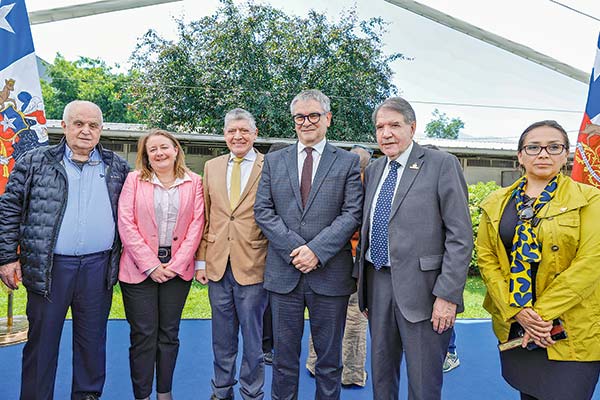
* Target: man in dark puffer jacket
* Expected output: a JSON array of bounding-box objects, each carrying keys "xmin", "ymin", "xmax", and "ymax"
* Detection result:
[{"xmin": 0, "ymin": 100, "xmax": 129, "ymax": 400}]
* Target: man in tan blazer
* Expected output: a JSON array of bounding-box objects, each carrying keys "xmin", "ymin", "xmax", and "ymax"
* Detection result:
[{"xmin": 195, "ymin": 108, "xmax": 268, "ymax": 400}]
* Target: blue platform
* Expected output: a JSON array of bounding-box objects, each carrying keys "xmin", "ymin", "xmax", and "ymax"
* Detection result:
[{"xmin": 0, "ymin": 319, "xmax": 598, "ymax": 399}]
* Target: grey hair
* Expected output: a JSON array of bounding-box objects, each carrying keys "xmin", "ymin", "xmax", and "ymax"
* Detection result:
[
  {"xmin": 223, "ymin": 108, "xmax": 257, "ymax": 131},
  {"xmin": 290, "ymin": 89, "xmax": 331, "ymax": 114},
  {"xmin": 62, "ymin": 100, "xmax": 103, "ymax": 125},
  {"xmin": 372, "ymin": 97, "xmax": 416, "ymax": 125}
]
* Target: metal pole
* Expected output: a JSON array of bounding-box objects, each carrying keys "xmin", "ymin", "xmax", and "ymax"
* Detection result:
[{"xmin": 7, "ymin": 291, "xmax": 13, "ymax": 327}]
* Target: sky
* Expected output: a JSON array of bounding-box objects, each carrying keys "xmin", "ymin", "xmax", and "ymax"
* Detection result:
[{"xmin": 24, "ymin": 0, "xmax": 600, "ymax": 142}]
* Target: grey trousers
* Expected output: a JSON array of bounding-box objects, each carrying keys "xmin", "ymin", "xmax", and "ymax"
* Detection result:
[
  {"xmin": 366, "ymin": 264, "xmax": 452, "ymax": 400},
  {"xmin": 209, "ymin": 264, "xmax": 268, "ymax": 400}
]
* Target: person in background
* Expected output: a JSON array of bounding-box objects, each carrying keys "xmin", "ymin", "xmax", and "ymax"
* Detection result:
[
  {"xmin": 118, "ymin": 129, "xmax": 205, "ymax": 400},
  {"xmin": 195, "ymin": 108, "xmax": 268, "ymax": 400},
  {"xmin": 354, "ymin": 96, "xmax": 473, "ymax": 400},
  {"xmin": 443, "ymin": 329, "xmax": 460, "ymax": 373},
  {"xmin": 306, "ymin": 143, "xmax": 372, "ymax": 387},
  {"xmin": 0, "ymin": 100, "xmax": 129, "ymax": 400},
  {"xmin": 477, "ymin": 120, "xmax": 600, "ymax": 399},
  {"xmin": 254, "ymin": 89, "xmax": 363, "ymax": 399}
]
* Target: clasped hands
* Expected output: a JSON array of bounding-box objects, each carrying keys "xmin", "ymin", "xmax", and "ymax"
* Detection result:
[
  {"xmin": 290, "ymin": 245, "xmax": 318, "ymax": 273},
  {"xmin": 149, "ymin": 263, "xmax": 177, "ymax": 283},
  {"xmin": 515, "ymin": 307, "xmax": 554, "ymax": 349}
]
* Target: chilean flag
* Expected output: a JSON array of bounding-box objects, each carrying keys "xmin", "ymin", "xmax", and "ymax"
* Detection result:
[
  {"xmin": 572, "ymin": 33, "xmax": 600, "ymax": 187},
  {"xmin": 0, "ymin": 0, "xmax": 48, "ymax": 194}
]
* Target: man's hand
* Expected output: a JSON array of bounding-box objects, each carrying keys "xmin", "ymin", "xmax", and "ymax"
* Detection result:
[
  {"xmin": 514, "ymin": 308, "xmax": 553, "ymax": 342},
  {"xmin": 290, "ymin": 245, "xmax": 319, "ymax": 273},
  {"xmin": 149, "ymin": 264, "xmax": 177, "ymax": 283},
  {"xmin": 0, "ymin": 261, "xmax": 21, "ymax": 290},
  {"xmin": 195, "ymin": 269, "xmax": 209, "ymax": 285},
  {"xmin": 431, "ymin": 297, "xmax": 457, "ymax": 334}
]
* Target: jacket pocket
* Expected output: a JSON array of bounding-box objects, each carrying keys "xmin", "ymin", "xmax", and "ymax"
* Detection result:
[
  {"xmin": 251, "ymin": 239, "xmax": 268, "ymax": 249},
  {"xmin": 419, "ymin": 254, "xmax": 443, "ymax": 271}
]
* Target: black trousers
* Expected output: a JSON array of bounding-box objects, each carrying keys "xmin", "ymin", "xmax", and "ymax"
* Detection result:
[
  {"xmin": 120, "ymin": 276, "xmax": 191, "ymax": 399},
  {"xmin": 21, "ymin": 251, "xmax": 112, "ymax": 400}
]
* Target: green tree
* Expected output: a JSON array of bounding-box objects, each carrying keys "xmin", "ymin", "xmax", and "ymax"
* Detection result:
[
  {"xmin": 41, "ymin": 54, "xmax": 141, "ymax": 123},
  {"xmin": 468, "ymin": 180, "xmax": 500, "ymax": 275},
  {"xmin": 425, "ymin": 108, "xmax": 464, "ymax": 139},
  {"xmin": 129, "ymin": 0, "xmax": 406, "ymax": 140}
]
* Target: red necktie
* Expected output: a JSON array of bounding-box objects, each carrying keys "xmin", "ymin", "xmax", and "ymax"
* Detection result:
[{"xmin": 300, "ymin": 147, "xmax": 313, "ymax": 208}]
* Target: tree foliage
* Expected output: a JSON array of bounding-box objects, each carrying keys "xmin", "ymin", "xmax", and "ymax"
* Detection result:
[
  {"xmin": 468, "ymin": 180, "xmax": 500, "ymax": 275},
  {"xmin": 129, "ymin": 0, "xmax": 405, "ymax": 140},
  {"xmin": 424, "ymin": 108, "xmax": 464, "ymax": 139},
  {"xmin": 41, "ymin": 54, "xmax": 140, "ymax": 123}
]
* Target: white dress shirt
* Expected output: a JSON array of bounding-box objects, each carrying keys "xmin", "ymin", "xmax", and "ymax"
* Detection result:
[
  {"xmin": 297, "ymin": 138, "xmax": 326, "ymax": 184},
  {"xmin": 145, "ymin": 173, "xmax": 191, "ymax": 275},
  {"xmin": 365, "ymin": 141, "xmax": 414, "ymax": 266}
]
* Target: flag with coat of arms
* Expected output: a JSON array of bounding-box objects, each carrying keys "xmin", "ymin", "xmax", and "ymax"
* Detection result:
[
  {"xmin": 0, "ymin": 0, "xmax": 48, "ymax": 194},
  {"xmin": 572, "ymin": 33, "xmax": 600, "ymax": 187}
]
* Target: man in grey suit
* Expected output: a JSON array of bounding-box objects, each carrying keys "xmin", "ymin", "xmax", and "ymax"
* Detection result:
[
  {"xmin": 355, "ymin": 97, "xmax": 472, "ymax": 400},
  {"xmin": 254, "ymin": 89, "xmax": 363, "ymax": 400}
]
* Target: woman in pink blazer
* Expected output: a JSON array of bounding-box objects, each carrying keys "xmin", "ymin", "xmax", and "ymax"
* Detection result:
[{"xmin": 118, "ymin": 129, "xmax": 204, "ymax": 400}]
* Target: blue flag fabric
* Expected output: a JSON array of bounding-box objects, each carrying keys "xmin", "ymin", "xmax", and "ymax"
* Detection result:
[{"xmin": 0, "ymin": 0, "xmax": 48, "ymax": 193}]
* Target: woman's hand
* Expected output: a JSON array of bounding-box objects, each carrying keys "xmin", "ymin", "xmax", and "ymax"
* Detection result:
[
  {"xmin": 515, "ymin": 308, "xmax": 553, "ymax": 344},
  {"xmin": 149, "ymin": 264, "xmax": 177, "ymax": 283}
]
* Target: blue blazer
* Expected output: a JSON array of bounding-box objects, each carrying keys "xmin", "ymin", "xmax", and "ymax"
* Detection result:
[{"xmin": 254, "ymin": 142, "xmax": 363, "ymax": 296}]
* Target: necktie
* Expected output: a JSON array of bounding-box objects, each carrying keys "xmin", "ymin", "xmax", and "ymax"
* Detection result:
[
  {"xmin": 230, "ymin": 157, "xmax": 244, "ymax": 210},
  {"xmin": 300, "ymin": 147, "xmax": 313, "ymax": 208},
  {"xmin": 370, "ymin": 160, "xmax": 400, "ymax": 269}
]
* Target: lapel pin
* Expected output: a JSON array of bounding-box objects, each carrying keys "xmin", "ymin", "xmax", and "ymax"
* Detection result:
[{"xmin": 409, "ymin": 163, "xmax": 419, "ymax": 170}]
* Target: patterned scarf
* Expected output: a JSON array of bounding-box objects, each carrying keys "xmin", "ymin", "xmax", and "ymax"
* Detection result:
[{"xmin": 509, "ymin": 175, "xmax": 558, "ymax": 308}]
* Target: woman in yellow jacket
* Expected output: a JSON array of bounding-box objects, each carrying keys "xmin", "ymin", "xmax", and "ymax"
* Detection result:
[{"xmin": 477, "ymin": 120, "xmax": 600, "ymax": 400}]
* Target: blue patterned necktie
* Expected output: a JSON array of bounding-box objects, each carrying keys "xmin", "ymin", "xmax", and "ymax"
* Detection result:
[{"xmin": 370, "ymin": 160, "xmax": 401, "ymax": 269}]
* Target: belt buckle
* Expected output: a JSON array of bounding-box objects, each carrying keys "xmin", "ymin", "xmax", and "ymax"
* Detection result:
[{"xmin": 158, "ymin": 248, "xmax": 169, "ymax": 258}]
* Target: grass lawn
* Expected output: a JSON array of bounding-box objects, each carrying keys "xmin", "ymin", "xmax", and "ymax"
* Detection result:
[{"xmin": 1, "ymin": 276, "xmax": 490, "ymax": 320}]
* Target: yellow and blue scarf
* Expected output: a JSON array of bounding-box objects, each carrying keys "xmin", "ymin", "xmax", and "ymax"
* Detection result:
[{"xmin": 509, "ymin": 175, "xmax": 558, "ymax": 308}]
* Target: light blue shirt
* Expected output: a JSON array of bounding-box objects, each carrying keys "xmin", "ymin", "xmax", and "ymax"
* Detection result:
[{"xmin": 54, "ymin": 145, "xmax": 115, "ymax": 256}]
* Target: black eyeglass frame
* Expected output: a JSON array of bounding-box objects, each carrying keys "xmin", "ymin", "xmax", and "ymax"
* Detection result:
[
  {"xmin": 292, "ymin": 112, "xmax": 327, "ymax": 126},
  {"xmin": 520, "ymin": 144, "xmax": 567, "ymax": 156}
]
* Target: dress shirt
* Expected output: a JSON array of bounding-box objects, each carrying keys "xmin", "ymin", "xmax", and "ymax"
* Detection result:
[
  {"xmin": 227, "ymin": 148, "xmax": 257, "ymax": 197},
  {"xmin": 365, "ymin": 141, "xmax": 414, "ymax": 266},
  {"xmin": 54, "ymin": 145, "xmax": 115, "ymax": 256},
  {"xmin": 196, "ymin": 149, "xmax": 257, "ymax": 271},
  {"xmin": 145, "ymin": 173, "xmax": 191, "ymax": 276},
  {"xmin": 297, "ymin": 138, "xmax": 326, "ymax": 185}
]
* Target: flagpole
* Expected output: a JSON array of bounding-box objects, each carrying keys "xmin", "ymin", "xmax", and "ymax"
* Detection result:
[{"xmin": 0, "ymin": 290, "xmax": 28, "ymax": 347}]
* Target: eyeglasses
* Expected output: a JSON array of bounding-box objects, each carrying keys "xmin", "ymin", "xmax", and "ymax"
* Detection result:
[
  {"xmin": 351, "ymin": 144, "xmax": 374, "ymax": 156},
  {"xmin": 521, "ymin": 144, "xmax": 566, "ymax": 156},
  {"xmin": 293, "ymin": 112, "xmax": 327, "ymax": 126}
]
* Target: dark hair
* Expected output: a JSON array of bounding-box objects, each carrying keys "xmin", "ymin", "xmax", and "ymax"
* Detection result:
[{"xmin": 518, "ymin": 120, "xmax": 570, "ymax": 151}]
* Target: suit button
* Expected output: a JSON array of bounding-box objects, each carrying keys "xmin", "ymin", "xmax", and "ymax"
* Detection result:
[
  {"xmin": 173, "ymin": 236, "xmax": 178, "ymax": 241},
  {"xmin": 230, "ymin": 216, "xmax": 235, "ymax": 221},
  {"xmin": 228, "ymin": 237, "xmax": 231, "ymax": 241},
  {"xmin": 301, "ymin": 222, "xmax": 305, "ymax": 226},
  {"xmin": 551, "ymin": 245, "xmax": 559, "ymax": 251}
]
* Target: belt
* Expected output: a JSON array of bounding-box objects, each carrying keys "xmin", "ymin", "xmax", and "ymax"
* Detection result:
[{"xmin": 158, "ymin": 246, "xmax": 171, "ymax": 262}]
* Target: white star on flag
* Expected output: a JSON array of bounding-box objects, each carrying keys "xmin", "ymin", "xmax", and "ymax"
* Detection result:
[
  {"xmin": 0, "ymin": 116, "xmax": 17, "ymax": 131},
  {"xmin": 0, "ymin": 3, "xmax": 15, "ymax": 34},
  {"xmin": 594, "ymin": 46, "xmax": 600, "ymax": 83}
]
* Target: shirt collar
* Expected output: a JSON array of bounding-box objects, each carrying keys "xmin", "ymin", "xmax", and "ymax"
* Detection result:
[
  {"xmin": 297, "ymin": 137, "xmax": 326, "ymax": 155},
  {"xmin": 151, "ymin": 172, "xmax": 192, "ymax": 189},
  {"xmin": 64, "ymin": 143, "xmax": 101, "ymax": 164},
  {"xmin": 387, "ymin": 141, "xmax": 413, "ymax": 169},
  {"xmin": 229, "ymin": 148, "xmax": 257, "ymax": 163}
]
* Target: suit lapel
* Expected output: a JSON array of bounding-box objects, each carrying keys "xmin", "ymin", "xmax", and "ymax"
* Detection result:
[
  {"xmin": 233, "ymin": 151, "xmax": 263, "ymax": 212},
  {"xmin": 214, "ymin": 155, "xmax": 231, "ymax": 211},
  {"xmin": 389, "ymin": 143, "xmax": 424, "ymax": 220},
  {"xmin": 284, "ymin": 144, "xmax": 303, "ymax": 211},
  {"xmin": 141, "ymin": 179, "xmax": 158, "ymax": 229},
  {"xmin": 176, "ymin": 176, "xmax": 191, "ymax": 225},
  {"xmin": 364, "ymin": 156, "xmax": 387, "ymax": 224}
]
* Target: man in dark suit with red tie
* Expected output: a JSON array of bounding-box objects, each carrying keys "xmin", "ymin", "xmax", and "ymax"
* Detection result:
[{"xmin": 254, "ymin": 89, "xmax": 363, "ymax": 399}]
